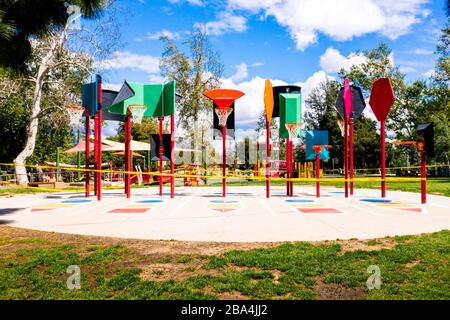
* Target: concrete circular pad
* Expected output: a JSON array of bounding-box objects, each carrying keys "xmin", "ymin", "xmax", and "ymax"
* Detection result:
[{"xmin": 1, "ymin": 186, "xmax": 449, "ymax": 242}]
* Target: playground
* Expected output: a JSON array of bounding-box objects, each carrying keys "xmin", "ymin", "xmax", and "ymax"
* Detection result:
[{"xmin": 1, "ymin": 185, "xmax": 449, "ymax": 242}]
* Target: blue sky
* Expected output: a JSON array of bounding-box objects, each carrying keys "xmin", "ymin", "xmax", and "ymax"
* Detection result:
[{"xmin": 93, "ymin": 0, "xmax": 448, "ymax": 136}]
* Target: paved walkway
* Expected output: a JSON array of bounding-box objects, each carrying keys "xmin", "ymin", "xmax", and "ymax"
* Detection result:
[{"xmin": 1, "ymin": 186, "xmax": 449, "ymax": 242}]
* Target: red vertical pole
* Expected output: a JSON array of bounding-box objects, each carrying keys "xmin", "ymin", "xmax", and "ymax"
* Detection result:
[
  {"xmin": 126, "ymin": 116, "xmax": 131, "ymax": 198},
  {"xmin": 344, "ymin": 120, "xmax": 349, "ymax": 198},
  {"xmin": 349, "ymin": 116, "xmax": 354, "ymax": 196},
  {"xmin": 85, "ymin": 113, "xmax": 90, "ymax": 198},
  {"xmin": 97, "ymin": 76, "xmax": 102, "ymax": 201},
  {"xmin": 290, "ymin": 140, "xmax": 294, "ymax": 196},
  {"xmin": 420, "ymin": 145, "xmax": 426, "ymax": 204},
  {"xmin": 123, "ymin": 119, "xmax": 128, "ymax": 195},
  {"xmin": 159, "ymin": 117, "xmax": 163, "ymax": 197},
  {"xmin": 315, "ymin": 151, "xmax": 320, "ymax": 198},
  {"xmin": 381, "ymin": 121, "xmax": 386, "ymax": 198},
  {"xmin": 222, "ymin": 124, "xmax": 227, "ymax": 197},
  {"xmin": 93, "ymin": 115, "xmax": 98, "ymax": 196},
  {"xmin": 266, "ymin": 123, "xmax": 270, "ymax": 198},
  {"xmin": 170, "ymin": 114, "xmax": 175, "ymax": 199},
  {"xmin": 286, "ymin": 137, "xmax": 290, "ymax": 196}
]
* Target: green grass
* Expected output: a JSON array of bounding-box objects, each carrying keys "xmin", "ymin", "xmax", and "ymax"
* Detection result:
[{"xmin": 0, "ymin": 229, "xmax": 448, "ymax": 300}]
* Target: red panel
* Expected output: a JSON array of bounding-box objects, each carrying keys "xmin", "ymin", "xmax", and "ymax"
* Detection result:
[
  {"xmin": 31, "ymin": 208, "xmax": 56, "ymax": 212},
  {"xmin": 212, "ymin": 208, "xmax": 236, "ymax": 212},
  {"xmin": 203, "ymin": 89, "xmax": 245, "ymax": 109},
  {"xmin": 297, "ymin": 208, "xmax": 341, "ymax": 213},
  {"xmin": 400, "ymin": 208, "xmax": 422, "ymax": 213},
  {"xmin": 108, "ymin": 208, "xmax": 149, "ymax": 213},
  {"xmin": 369, "ymin": 78, "xmax": 395, "ymax": 122}
]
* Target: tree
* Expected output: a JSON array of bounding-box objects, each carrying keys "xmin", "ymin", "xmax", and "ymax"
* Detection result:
[
  {"xmin": 7, "ymin": 3, "xmax": 120, "ymax": 185},
  {"xmin": 160, "ymin": 29, "xmax": 224, "ymax": 167},
  {"xmin": 0, "ymin": 0, "xmax": 105, "ymax": 70}
]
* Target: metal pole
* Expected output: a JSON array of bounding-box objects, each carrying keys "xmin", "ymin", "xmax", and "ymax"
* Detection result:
[
  {"xmin": 290, "ymin": 141, "xmax": 294, "ymax": 196},
  {"xmin": 124, "ymin": 118, "xmax": 128, "ymax": 195},
  {"xmin": 266, "ymin": 122, "xmax": 270, "ymax": 198},
  {"xmin": 159, "ymin": 116, "xmax": 164, "ymax": 197},
  {"xmin": 93, "ymin": 114, "xmax": 98, "ymax": 196},
  {"xmin": 85, "ymin": 113, "xmax": 90, "ymax": 197},
  {"xmin": 126, "ymin": 115, "xmax": 131, "ymax": 198},
  {"xmin": 316, "ymin": 151, "xmax": 320, "ymax": 198},
  {"xmin": 77, "ymin": 129, "xmax": 81, "ymax": 181},
  {"xmin": 420, "ymin": 144, "xmax": 426, "ymax": 204},
  {"xmin": 381, "ymin": 121, "xmax": 386, "ymax": 198},
  {"xmin": 286, "ymin": 138, "xmax": 289, "ymax": 196},
  {"xmin": 170, "ymin": 114, "xmax": 175, "ymax": 198},
  {"xmin": 344, "ymin": 119, "xmax": 349, "ymax": 198},
  {"xmin": 349, "ymin": 115, "xmax": 354, "ymax": 196},
  {"xmin": 222, "ymin": 124, "xmax": 227, "ymax": 197},
  {"xmin": 56, "ymin": 147, "xmax": 60, "ymax": 182},
  {"xmin": 97, "ymin": 75, "xmax": 102, "ymax": 201}
]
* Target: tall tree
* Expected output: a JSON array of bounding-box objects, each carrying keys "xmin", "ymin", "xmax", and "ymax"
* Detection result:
[
  {"xmin": 8, "ymin": 2, "xmax": 119, "ymax": 184},
  {"xmin": 160, "ymin": 29, "xmax": 223, "ymax": 166}
]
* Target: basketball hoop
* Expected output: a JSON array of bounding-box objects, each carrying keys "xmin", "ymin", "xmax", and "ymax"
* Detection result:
[
  {"xmin": 128, "ymin": 105, "xmax": 147, "ymax": 124},
  {"xmin": 215, "ymin": 107, "xmax": 233, "ymax": 127},
  {"xmin": 285, "ymin": 122, "xmax": 302, "ymax": 140},
  {"xmin": 65, "ymin": 105, "xmax": 86, "ymax": 129},
  {"xmin": 337, "ymin": 119, "xmax": 345, "ymax": 137}
]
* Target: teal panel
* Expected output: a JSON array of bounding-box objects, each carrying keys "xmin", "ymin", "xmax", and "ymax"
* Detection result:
[
  {"xmin": 279, "ymin": 93, "xmax": 302, "ymax": 139},
  {"xmin": 163, "ymin": 80, "xmax": 176, "ymax": 116},
  {"xmin": 305, "ymin": 130, "xmax": 329, "ymax": 160},
  {"xmin": 143, "ymin": 84, "xmax": 163, "ymax": 117},
  {"xmin": 108, "ymin": 82, "xmax": 144, "ymax": 115},
  {"xmin": 82, "ymin": 81, "xmax": 97, "ymax": 116}
]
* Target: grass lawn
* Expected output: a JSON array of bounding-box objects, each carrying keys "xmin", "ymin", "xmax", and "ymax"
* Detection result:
[{"xmin": 0, "ymin": 226, "xmax": 448, "ymax": 300}]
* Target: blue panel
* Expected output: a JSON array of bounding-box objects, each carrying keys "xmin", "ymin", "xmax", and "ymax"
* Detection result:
[
  {"xmin": 82, "ymin": 81, "xmax": 98, "ymax": 116},
  {"xmin": 61, "ymin": 199, "xmax": 92, "ymax": 203},
  {"xmin": 136, "ymin": 199, "xmax": 164, "ymax": 203},
  {"xmin": 305, "ymin": 130, "xmax": 329, "ymax": 160},
  {"xmin": 360, "ymin": 199, "xmax": 392, "ymax": 203}
]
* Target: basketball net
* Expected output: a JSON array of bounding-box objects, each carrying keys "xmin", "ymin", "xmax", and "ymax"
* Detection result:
[
  {"xmin": 65, "ymin": 105, "xmax": 85, "ymax": 129},
  {"xmin": 337, "ymin": 119, "xmax": 345, "ymax": 137},
  {"xmin": 215, "ymin": 107, "xmax": 233, "ymax": 127},
  {"xmin": 128, "ymin": 105, "xmax": 147, "ymax": 124},
  {"xmin": 285, "ymin": 123, "xmax": 302, "ymax": 140}
]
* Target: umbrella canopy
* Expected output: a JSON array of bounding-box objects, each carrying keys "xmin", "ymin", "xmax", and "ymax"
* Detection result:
[{"xmin": 112, "ymin": 151, "xmax": 144, "ymax": 158}]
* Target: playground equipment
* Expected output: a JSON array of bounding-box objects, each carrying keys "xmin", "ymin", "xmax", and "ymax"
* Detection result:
[
  {"xmin": 369, "ymin": 78, "xmax": 395, "ymax": 198},
  {"xmin": 335, "ymin": 78, "xmax": 366, "ymax": 197},
  {"xmin": 107, "ymin": 80, "xmax": 177, "ymax": 199},
  {"xmin": 392, "ymin": 122, "xmax": 434, "ymax": 204},
  {"xmin": 305, "ymin": 130, "xmax": 331, "ymax": 198},
  {"xmin": 203, "ymin": 89, "xmax": 245, "ymax": 197},
  {"xmin": 271, "ymin": 85, "xmax": 302, "ymax": 197},
  {"xmin": 264, "ymin": 80, "xmax": 274, "ymax": 198}
]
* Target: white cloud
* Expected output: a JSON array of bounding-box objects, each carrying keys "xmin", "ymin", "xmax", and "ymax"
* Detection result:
[
  {"xmin": 226, "ymin": 0, "xmax": 429, "ymax": 50},
  {"xmin": 194, "ymin": 12, "xmax": 247, "ymax": 36},
  {"xmin": 219, "ymin": 70, "xmax": 332, "ymax": 130},
  {"xmin": 251, "ymin": 62, "xmax": 264, "ymax": 67},
  {"xmin": 136, "ymin": 29, "xmax": 180, "ymax": 42},
  {"xmin": 230, "ymin": 63, "xmax": 249, "ymax": 82},
  {"xmin": 422, "ymin": 69, "xmax": 434, "ymax": 78},
  {"xmin": 319, "ymin": 47, "xmax": 367, "ymax": 73},
  {"xmin": 168, "ymin": 0, "xmax": 204, "ymax": 6},
  {"xmin": 103, "ymin": 83, "xmax": 122, "ymax": 91},
  {"xmin": 412, "ymin": 48, "xmax": 433, "ymax": 55},
  {"xmin": 96, "ymin": 51, "xmax": 160, "ymax": 74}
]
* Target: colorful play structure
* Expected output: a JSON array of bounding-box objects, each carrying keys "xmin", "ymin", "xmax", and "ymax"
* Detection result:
[{"xmin": 58, "ymin": 75, "xmax": 434, "ymax": 204}]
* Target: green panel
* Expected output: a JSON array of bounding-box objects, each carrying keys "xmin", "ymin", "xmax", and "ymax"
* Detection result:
[
  {"xmin": 143, "ymin": 84, "xmax": 163, "ymax": 117},
  {"xmin": 163, "ymin": 80, "xmax": 176, "ymax": 116},
  {"xmin": 108, "ymin": 82, "xmax": 144, "ymax": 115},
  {"xmin": 279, "ymin": 93, "xmax": 302, "ymax": 139}
]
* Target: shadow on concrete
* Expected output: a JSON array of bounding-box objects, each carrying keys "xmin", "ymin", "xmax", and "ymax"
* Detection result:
[
  {"xmin": 0, "ymin": 208, "xmax": 25, "ymax": 216},
  {"xmin": 0, "ymin": 219, "xmax": 14, "ymax": 225}
]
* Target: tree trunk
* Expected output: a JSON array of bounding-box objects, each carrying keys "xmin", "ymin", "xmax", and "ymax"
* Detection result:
[{"xmin": 13, "ymin": 33, "xmax": 66, "ymax": 185}]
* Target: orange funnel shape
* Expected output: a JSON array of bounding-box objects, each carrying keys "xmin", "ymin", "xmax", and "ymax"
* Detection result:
[{"xmin": 203, "ymin": 89, "xmax": 245, "ymax": 109}]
